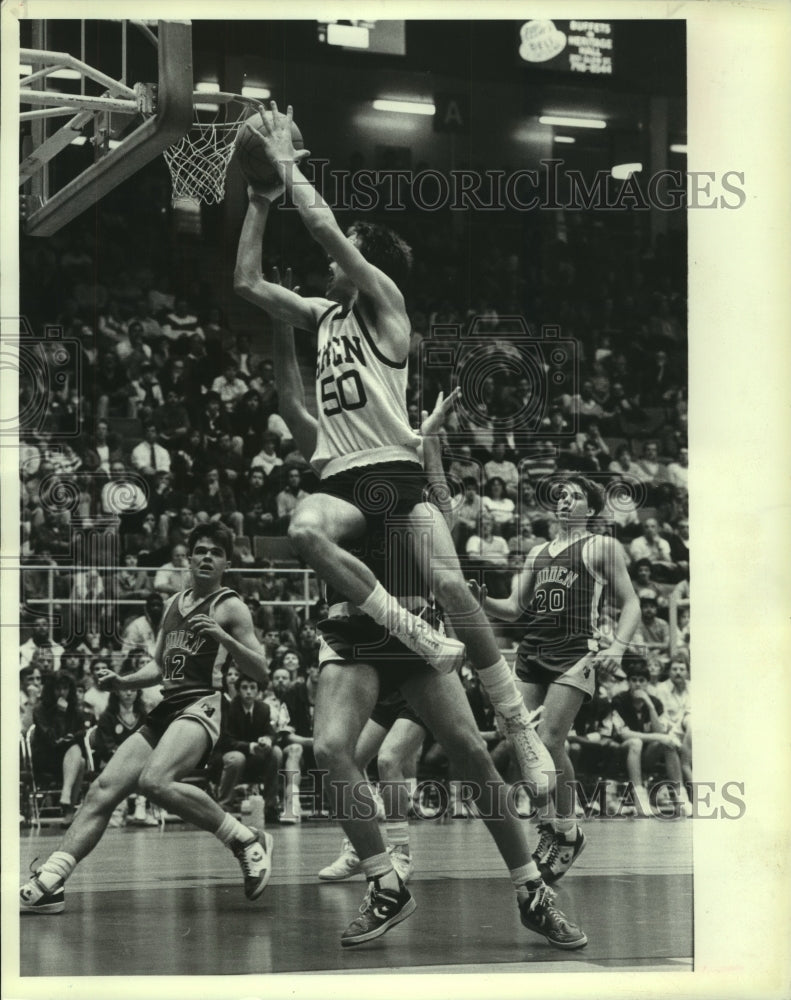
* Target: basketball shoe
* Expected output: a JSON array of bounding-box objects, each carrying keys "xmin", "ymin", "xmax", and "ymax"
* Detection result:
[
  {"xmin": 532, "ymin": 822, "xmax": 557, "ymax": 866},
  {"xmin": 232, "ymin": 828, "xmax": 274, "ymax": 900},
  {"xmin": 19, "ymin": 870, "xmax": 65, "ymax": 915},
  {"xmin": 519, "ymin": 881, "xmax": 587, "ymax": 949},
  {"xmin": 390, "ymin": 612, "xmax": 465, "ymax": 674},
  {"xmin": 539, "ymin": 825, "xmax": 586, "ymax": 884},
  {"xmin": 497, "ymin": 705, "xmax": 556, "ymax": 803},
  {"xmin": 341, "ymin": 876, "xmax": 416, "ymax": 947},
  {"xmin": 389, "ymin": 843, "xmax": 413, "ymax": 883},
  {"xmin": 318, "ymin": 838, "xmax": 361, "ymax": 881}
]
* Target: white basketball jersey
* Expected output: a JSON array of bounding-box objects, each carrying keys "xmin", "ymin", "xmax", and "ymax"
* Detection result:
[{"xmin": 311, "ymin": 303, "xmax": 421, "ymax": 478}]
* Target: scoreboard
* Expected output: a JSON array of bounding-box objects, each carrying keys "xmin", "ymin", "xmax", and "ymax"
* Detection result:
[{"xmin": 518, "ymin": 20, "xmax": 614, "ymax": 76}]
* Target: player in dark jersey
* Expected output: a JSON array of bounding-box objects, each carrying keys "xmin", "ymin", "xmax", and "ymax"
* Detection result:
[
  {"xmin": 477, "ymin": 475, "xmax": 640, "ymax": 884},
  {"xmin": 235, "ymin": 108, "xmax": 555, "ymax": 800},
  {"xmin": 20, "ymin": 523, "xmax": 273, "ymax": 915}
]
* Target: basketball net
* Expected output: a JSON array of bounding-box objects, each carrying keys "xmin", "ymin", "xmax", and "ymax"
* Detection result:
[{"xmin": 163, "ymin": 94, "xmax": 255, "ymax": 204}]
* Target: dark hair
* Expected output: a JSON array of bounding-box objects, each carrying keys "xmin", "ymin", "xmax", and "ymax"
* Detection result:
[
  {"xmin": 346, "ymin": 222, "xmax": 413, "ymax": 289},
  {"xmin": 614, "ymin": 443, "xmax": 631, "ymax": 459},
  {"xmin": 40, "ymin": 670, "xmax": 79, "ymax": 714},
  {"xmin": 107, "ymin": 656, "xmax": 145, "ymax": 715},
  {"xmin": 238, "ymin": 674, "xmax": 260, "ymax": 689},
  {"xmin": 486, "ymin": 476, "xmax": 506, "ymax": 496},
  {"xmin": 186, "ymin": 522, "xmax": 234, "ymax": 561},
  {"xmin": 623, "ymin": 655, "xmax": 650, "ymax": 681},
  {"xmin": 559, "ymin": 473, "xmax": 605, "ymax": 516}
]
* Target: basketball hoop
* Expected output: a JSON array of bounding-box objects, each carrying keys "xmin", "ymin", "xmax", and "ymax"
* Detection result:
[{"xmin": 163, "ymin": 92, "xmax": 259, "ymax": 204}]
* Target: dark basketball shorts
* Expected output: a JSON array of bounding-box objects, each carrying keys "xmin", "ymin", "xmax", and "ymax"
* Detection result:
[
  {"xmin": 515, "ymin": 652, "xmax": 597, "ymax": 702},
  {"xmin": 317, "ymin": 461, "xmax": 429, "ymax": 527},
  {"xmin": 138, "ymin": 688, "xmax": 223, "ymax": 752},
  {"xmin": 317, "ymin": 612, "xmax": 435, "ymax": 702},
  {"xmin": 370, "ymin": 694, "xmax": 428, "ymax": 733}
]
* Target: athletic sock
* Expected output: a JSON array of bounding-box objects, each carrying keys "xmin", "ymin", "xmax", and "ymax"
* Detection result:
[
  {"xmin": 510, "ymin": 861, "xmax": 542, "ymax": 903},
  {"xmin": 553, "ymin": 817, "xmax": 576, "ymax": 835},
  {"xmin": 386, "ymin": 820, "xmax": 410, "ymax": 848},
  {"xmin": 215, "ymin": 812, "xmax": 256, "ymax": 848},
  {"xmin": 361, "ymin": 851, "xmax": 400, "ymax": 893},
  {"xmin": 360, "ymin": 583, "xmax": 417, "ymax": 635},
  {"xmin": 476, "ymin": 659, "xmax": 523, "ymax": 716},
  {"xmin": 37, "ymin": 851, "xmax": 76, "ymax": 891}
]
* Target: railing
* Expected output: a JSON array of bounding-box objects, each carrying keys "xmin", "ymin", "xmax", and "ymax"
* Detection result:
[{"xmin": 21, "ymin": 565, "xmax": 319, "ymax": 643}]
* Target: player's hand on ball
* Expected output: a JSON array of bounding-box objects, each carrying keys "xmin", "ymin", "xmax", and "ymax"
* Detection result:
[{"xmin": 245, "ymin": 102, "xmax": 310, "ymax": 167}]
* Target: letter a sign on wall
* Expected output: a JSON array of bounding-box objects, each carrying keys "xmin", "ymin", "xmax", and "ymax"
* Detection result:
[{"xmin": 434, "ymin": 93, "xmax": 470, "ymax": 133}]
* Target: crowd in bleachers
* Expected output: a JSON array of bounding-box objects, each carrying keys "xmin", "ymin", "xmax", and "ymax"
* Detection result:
[{"xmin": 19, "ymin": 185, "xmax": 689, "ymax": 822}]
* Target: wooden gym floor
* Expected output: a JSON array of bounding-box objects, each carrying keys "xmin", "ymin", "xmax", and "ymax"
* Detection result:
[{"xmin": 18, "ymin": 816, "xmax": 692, "ymax": 977}]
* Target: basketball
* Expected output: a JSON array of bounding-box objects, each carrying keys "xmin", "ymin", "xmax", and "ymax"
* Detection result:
[{"xmin": 233, "ymin": 112, "xmax": 304, "ymax": 185}]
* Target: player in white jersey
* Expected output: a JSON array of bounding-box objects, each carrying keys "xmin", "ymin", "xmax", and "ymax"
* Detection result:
[{"xmin": 234, "ymin": 104, "xmax": 555, "ymax": 800}]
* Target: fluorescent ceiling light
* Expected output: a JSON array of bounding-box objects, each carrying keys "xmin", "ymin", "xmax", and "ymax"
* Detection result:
[
  {"xmin": 373, "ymin": 99, "xmax": 435, "ymax": 116},
  {"xmin": 195, "ymin": 103, "xmax": 220, "ymax": 112},
  {"xmin": 195, "ymin": 81, "xmax": 220, "ymax": 93},
  {"xmin": 327, "ymin": 23, "xmax": 369, "ymax": 48},
  {"xmin": 539, "ymin": 115, "xmax": 606, "ymax": 129},
  {"xmin": 669, "ymin": 143, "xmax": 687, "ymax": 154},
  {"xmin": 70, "ymin": 136, "xmax": 88, "ymax": 146},
  {"xmin": 241, "ymin": 85, "xmax": 271, "ymax": 100},
  {"xmin": 20, "ymin": 63, "xmax": 33, "ymax": 74},
  {"xmin": 611, "ymin": 162, "xmax": 643, "ymax": 180},
  {"xmin": 554, "ymin": 135, "xmax": 575, "ymax": 144}
]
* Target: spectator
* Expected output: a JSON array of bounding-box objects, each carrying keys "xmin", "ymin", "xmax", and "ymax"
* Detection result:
[
  {"xmin": 94, "ymin": 660, "xmax": 155, "ymax": 826},
  {"xmin": 483, "ymin": 442, "xmax": 519, "ymax": 500},
  {"xmin": 20, "ymin": 665, "xmax": 44, "ymax": 734},
  {"xmin": 153, "ymin": 543, "xmax": 191, "ymax": 596},
  {"xmin": 276, "ymin": 468, "xmax": 310, "ymax": 530},
  {"xmin": 189, "ymin": 468, "xmax": 244, "ymax": 537},
  {"xmin": 130, "ymin": 421, "xmax": 172, "ymax": 477},
  {"xmin": 629, "ymin": 518, "xmax": 677, "ymax": 580},
  {"xmin": 667, "ymin": 517, "xmax": 690, "ymax": 580},
  {"xmin": 82, "ymin": 657, "xmax": 113, "ymax": 719},
  {"xmin": 30, "ymin": 506, "xmax": 72, "ymax": 559},
  {"xmin": 20, "ymin": 617, "xmax": 65, "ymax": 672},
  {"xmin": 213, "ymin": 674, "xmax": 282, "ymax": 819},
  {"xmin": 247, "ymin": 359, "xmax": 279, "ymax": 418},
  {"xmin": 95, "ymin": 351, "xmax": 135, "ymax": 419},
  {"xmin": 165, "ymin": 506, "xmax": 198, "ymax": 549},
  {"xmin": 208, "ymin": 431, "xmax": 246, "ymax": 487},
  {"xmin": 81, "ymin": 419, "xmax": 123, "ymax": 475},
  {"xmin": 117, "ymin": 553, "xmax": 153, "ymax": 617},
  {"xmin": 466, "ymin": 513, "xmax": 510, "ymax": 568},
  {"xmin": 482, "ymin": 476, "xmax": 516, "ymax": 536},
  {"xmin": 211, "ymin": 359, "xmax": 249, "ymax": 412},
  {"xmin": 632, "ymin": 596, "xmax": 671, "ymax": 674},
  {"xmin": 30, "ymin": 672, "xmax": 87, "ymax": 826},
  {"xmin": 172, "ymin": 429, "xmax": 210, "ymax": 491},
  {"xmin": 630, "ymin": 559, "xmax": 671, "ymax": 608},
  {"xmin": 195, "ymin": 392, "xmax": 233, "ymax": 449},
  {"xmin": 153, "ymin": 389, "xmax": 191, "ymax": 449},
  {"xmin": 665, "ymin": 446, "xmax": 689, "ymax": 493},
  {"xmin": 130, "ymin": 362, "xmax": 165, "ymax": 419},
  {"xmin": 658, "ymin": 652, "xmax": 692, "ymax": 784},
  {"xmin": 571, "ymin": 418, "xmax": 610, "ymax": 464},
  {"xmin": 451, "ymin": 476, "xmax": 483, "ymax": 550},
  {"xmin": 250, "ymin": 431, "xmax": 284, "ymax": 479},
  {"xmin": 610, "ymin": 656, "xmax": 690, "ymax": 816},
  {"xmin": 231, "ymin": 390, "xmax": 267, "ymax": 459},
  {"xmin": 161, "ymin": 296, "xmax": 203, "ymax": 344},
  {"xmin": 238, "ymin": 468, "xmax": 275, "ymax": 536},
  {"xmin": 447, "ymin": 444, "xmax": 481, "ymax": 489},
  {"xmin": 635, "ymin": 441, "xmax": 668, "ymax": 491},
  {"xmin": 608, "ymin": 443, "xmax": 643, "ymax": 481},
  {"xmin": 508, "ymin": 518, "xmax": 544, "ymax": 557},
  {"xmin": 264, "ymin": 666, "xmax": 313, "ymax": 824}
]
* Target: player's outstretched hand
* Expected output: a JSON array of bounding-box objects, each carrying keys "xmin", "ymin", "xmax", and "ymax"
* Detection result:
[
  {"xmin": 420, "ymin": 386, "xmax": 462, "ymax": 437},
  {"xmin": 95, "ymin": 667, "xmax": 122, "ymax": 691},
  {"xmin": 270, "ymin": 265, "xmax": 301, "ymax": 295},
  {"xmin": 191, "ymin": 614, "xmax": 227, "ymax": 642}
]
